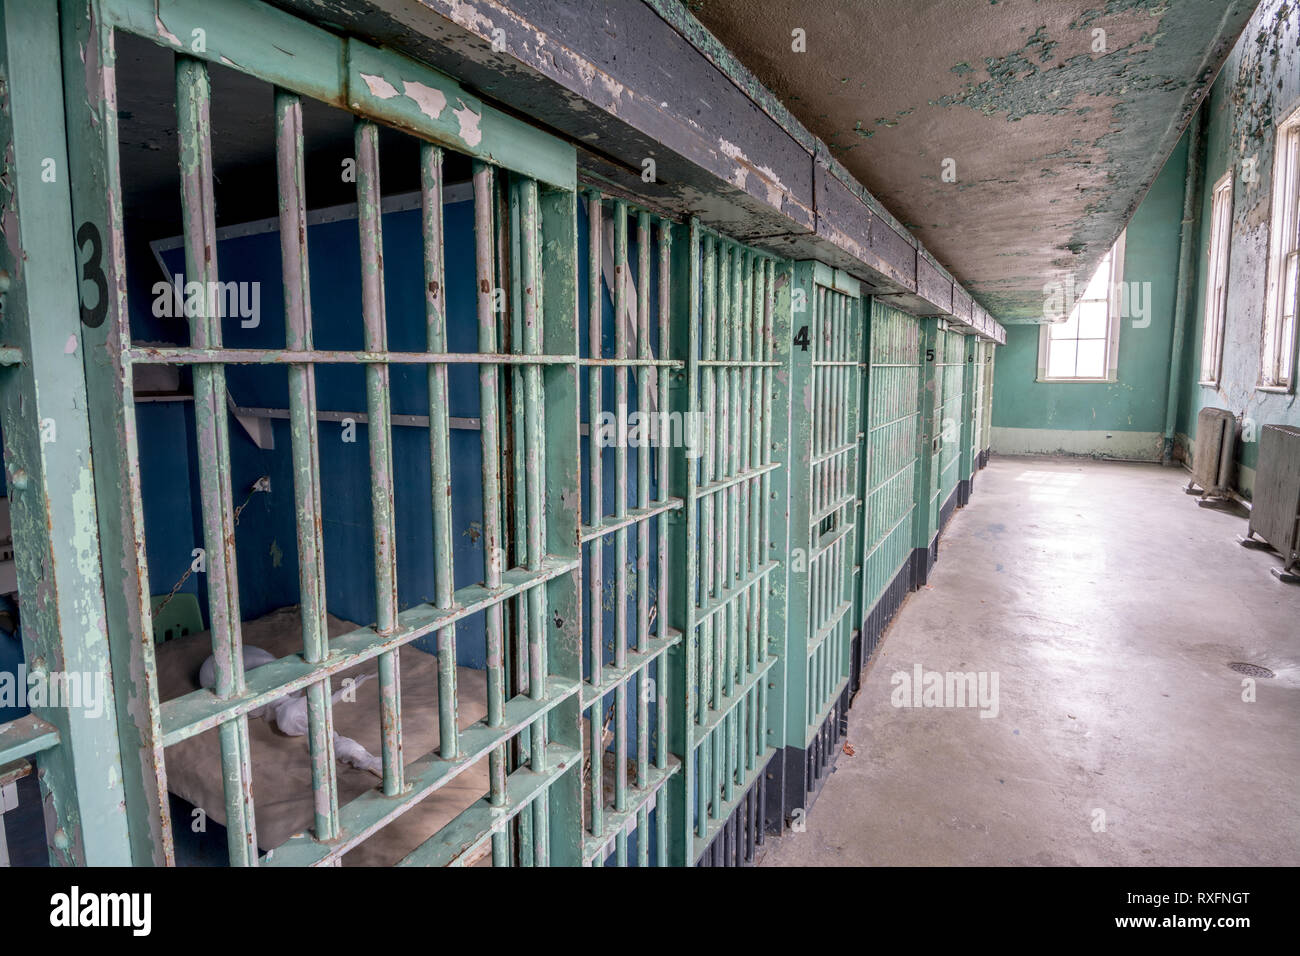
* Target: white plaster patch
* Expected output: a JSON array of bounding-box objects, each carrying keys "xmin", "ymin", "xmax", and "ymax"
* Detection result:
[
  {"xmin": 64, "ymin": 334, "xmax": 78, "ymax": 355},
  {"xmin": 403, "ymin": 80, "xmax": 447, "ymax": 121},
  {"xmin": 360, "ymin": 73, "xmax": 400, "ymax": 100},
  {"xmin": 453, "ymin": 100, "xmax": 483, "ymax": 147}
]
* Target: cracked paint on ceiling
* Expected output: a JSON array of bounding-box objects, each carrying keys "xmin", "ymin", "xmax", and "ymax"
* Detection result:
[{"xmin": 682, "ymin": 0, "xmax": 1259, "ymax": 321}]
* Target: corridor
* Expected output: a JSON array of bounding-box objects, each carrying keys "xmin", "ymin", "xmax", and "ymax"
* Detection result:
[{"xmin": 764, "ymin": 457, "xmax": 1300, "ymax": 866}]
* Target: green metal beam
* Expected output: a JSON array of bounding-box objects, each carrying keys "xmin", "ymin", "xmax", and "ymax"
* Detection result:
[{"xmin": 0, "ymin": 0, "xmax": 132, "ymax": 865}]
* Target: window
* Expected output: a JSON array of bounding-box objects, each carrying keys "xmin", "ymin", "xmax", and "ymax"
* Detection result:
[
  {"xmin": 1039, "ymin": 232, "xmax": 1124, "ymax": 382},
  {"xmin": 1262, "ymin": 103, "xmax": 1300, "ymax": 390},
  {"xmin": 1200, "ymin": 172, "xmax": 1233, "ymax": 385}
]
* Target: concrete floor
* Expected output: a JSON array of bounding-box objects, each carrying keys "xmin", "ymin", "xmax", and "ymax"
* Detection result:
[{"xmin": 762, "ymin": 456, "xmax": 1300, "ymax": 866}]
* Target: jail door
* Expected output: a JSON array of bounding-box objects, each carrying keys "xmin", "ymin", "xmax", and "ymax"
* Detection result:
[
  {"xmin": 0, "ymin": 1, "xmax": 133, "ymax": 865},
  {"xmin": 773, "ymin": 263, "xmax": 861, "ymax": 819},
  {"xmin": 577, "ymin": 195, "xmax": 683, "ymax": 866},
  {"xmin": 981, "ymin": 343, "xmax": 996, "ymax": 463},
  {"xmin": 966, "ymin": 336, "xmax": 985, "ymax": 489},
  {"xmin": 856, "ymin": 299, "xmax": 922, "ymax": 669},
  {"xmin": 60, "ymin": 0, "xmax": 584, "ymax": 866},
  {"xmin": 670, "ymin": 223, "xmax": 785, "ymax": 865},
  {"xmin": 935, "ymin": 324, "xmax": 965, "ymax": 530}
]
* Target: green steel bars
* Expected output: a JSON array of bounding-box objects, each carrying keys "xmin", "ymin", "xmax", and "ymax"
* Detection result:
[
  {"xmin": 677, "ymin": 224, "xmax": 781, "ymax": 863},
  {"xmin": 784, "ymin": 265, "xmax": 862, "ymax": 754},
  {"xmin": 356, "ymin": 119, "xmax": 404, "ymax": 801},
  {"xmin": 423, "ymin": 144, "xmax": 460, "ymax": 764},
  {"xmin": 579, "ymin": 194, "xmax": 683, "ymax": 866},
  {"xmin": 860, "ymin": 302, "xmax": 923, "ymax": 616},
  {"xmin": 276, "ymin": 89, "xmax": 339, "ymax": 842},
  {"xmin": 177, "ymin": 55, "xmax": 258, "ymax": 867}
]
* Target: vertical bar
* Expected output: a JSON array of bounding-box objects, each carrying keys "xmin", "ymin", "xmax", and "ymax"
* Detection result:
[
  {"xmin": 586, "ymin": 192, "xmax": 604, "ymax": 839},
  {"xmin": 635, "ymin": 212, "xmax": 651, "ymax": 863},
  {"xmin": 276, "ymin": 90, "xmax": 339, "ymax": 841},
  {"xmin": 613, "ymin": 201, "xmax": 629, "ymax": 867},
  {"xmin": 355, "ymin": 120, "xmax": 403, "ymax": 797},
  {"xmin": 177, "ymin": 56, "xmax": 258, "ymax": 865},
  {"xmin": 422, "ymin": 143, "xmax": 460, "ymax": 761},
  {"xmin": 2, "ymin": 0, "xmax": 137, "ymax": 864},
  {"xmin": 656, "ymin": 221, "xmax": 671, "ymax": 777},
  {"xmin": 518, "ymin": 177, "xmax": 551, "ymax": 865},
  {"xmin": 474, "ymin": 161, "xmax": 509, "ymax": 865}
]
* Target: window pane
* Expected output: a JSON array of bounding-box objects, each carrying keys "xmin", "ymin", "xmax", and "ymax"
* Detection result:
[
  {"xmin": 1077, "ymin": 299, "xmax": 1109, "ymax": 339},
  {"xmin": 1053, "ymin": 309, "xmax": 1079, "ymax": 338},
  {"xmin": 1076, "ymin": 339, "xmax": 1107, "ymax": 379},
  {"xmin": 1047, "ymin": 339, "xmax": 1077, "ymax": 378},
  {"xmin": 1081, "ymin": 253, "xmax": 1111, "ymax": 300}
]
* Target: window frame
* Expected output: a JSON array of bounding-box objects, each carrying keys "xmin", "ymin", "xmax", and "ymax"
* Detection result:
[
  {"xmin": 1260, "ymin": 102, "xmax": 1300, "ymax": 393},
  {"xmin": 1037, "ymin": 231, "xmax": 1125, "ymax": 383},
  {"xmin": 1199, "ymin": 171, "xmax": 1234, "ymax": 386}
]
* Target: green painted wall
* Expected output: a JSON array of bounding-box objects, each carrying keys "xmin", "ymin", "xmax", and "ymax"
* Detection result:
[
  {"xmin": 1174, "ymin": 0, "xmax": 1300, "ymax": 495},
  {"xmin": 991, "ymin": 133, "xmax": 1190, "ymax": 459},
  {"xmin": 992, "ymin": 0, "xmax": 1300, "ymax": 488}
]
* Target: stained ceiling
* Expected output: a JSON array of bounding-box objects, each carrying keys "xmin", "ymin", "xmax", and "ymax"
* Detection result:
[{"xmin": 683, "ymin": 0, "xmax": 1258, "ymax": 322}]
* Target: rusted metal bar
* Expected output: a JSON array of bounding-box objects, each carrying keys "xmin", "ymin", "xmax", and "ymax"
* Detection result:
[
  {"xmin": 276, "ymin": 89, "xmax": 338, "ymax": 841},
  {"xmin": 355, "ymin": 119, "xmax": 403, "ymax": 798},
  {"xmin": 422, "ymin": 143, "xmax": 460, "ymax": 762},
  {"xmin": 177, "ymin": 55, "xmax": 257, "ymax": 866},
  {"xmin": 518, "ymin": 176, "xmax": 550, "ymax": 865},
  {"xmin": 473, "ymin": 161, "xmax": 509, "ymax": 865},
  {"xmin": 612, "ymin": 199, "xmax": 629, "ymax": 866},
  {"xmin": 656, "ymin": 220, "xmax": 671, "ymax": 786},
  {"xmin": 634, "ymin": 210, "xmax": 651, "ymax": 866},
  {"xmin": 585, "ymin": 192, "xmax": 605, "ymax": 841}
]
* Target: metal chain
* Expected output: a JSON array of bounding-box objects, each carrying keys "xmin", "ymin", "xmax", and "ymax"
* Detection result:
[{"xmin": 152, "ymin": 476, "xmax": 268, "ymax": 618}]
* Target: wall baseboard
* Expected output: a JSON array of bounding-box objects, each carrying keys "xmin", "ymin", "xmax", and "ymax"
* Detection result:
[{"xmin": 990, "ymin": 427, "xmax": 1163, "ymax": 460}]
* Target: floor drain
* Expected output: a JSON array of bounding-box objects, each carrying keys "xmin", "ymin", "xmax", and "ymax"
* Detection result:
[{"xmin": 1228, "ymin": 662, "xmax": 1275, "ymax": 679}]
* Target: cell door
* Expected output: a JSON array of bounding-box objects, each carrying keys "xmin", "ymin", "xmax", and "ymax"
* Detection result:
[
  {"xmin": 980, "ymin": 343, "xmax": 996, "ymax": 463},
  {"xmin": 60, "ymin": 0, "xmax": 584, "ymax": 866},
  {"xmin": 856, "ymin": 299, "xmax": 922, "ymax": 672},
  {"xmin": 672, "ymin": 222, "xmax": 786, "ymax": 865},
  {"xmin": 934, "ymin": 323, "xmax": 966, "ymax": 532},
  {"xmin": 0, "ymin": 1, "xmax": 133, "ymax": 865},
  {"xmin": 773, "ymin": 262, "xmax": 862, "ymax": 821}
]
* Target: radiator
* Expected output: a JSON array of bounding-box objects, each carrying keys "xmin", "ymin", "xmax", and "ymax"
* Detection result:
[
  {"xmin": 1244, "ymin": 424, "xmax": 1300, "ymax": 580},
  {"xmin": 1186, "ymin": 407, "xmax": 1236, "ymax": 497}
]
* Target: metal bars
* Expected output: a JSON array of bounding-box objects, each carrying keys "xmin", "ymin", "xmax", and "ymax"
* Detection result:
[
  {"xmin": 276, "ymin": 90, "xmax": 338, "ymax": 842},
  {"xmin": 177, "ymin": 56, "xmax": 259, "ymax": 866},
  {"xmin": 795, "ymin": 267, "xmax": 861, "ymax": 742},
  {"xmin": 858, "ymin": 300, "xmax": 922, "ymax": 640},
  {"xmin": 675, "ymin": 223, "xmax": 781, "ymax": 864},
  {"xmin": 56, "ymin": 0, "xmax": 587, "ymax": 866},
  {"xmin": 965, "ymin": 335, "xmax": 985, "ymax": 486},
  {"xmin": 579, "ymin": 194, "xmax": 682, "ymax": 866},
  {"xmin": 935, "ymin": 324, "xmax": 966, "ymax": 526},
  {"xmin": 980, "ymin": 342, "xmax": 996, "ymax": 463}
]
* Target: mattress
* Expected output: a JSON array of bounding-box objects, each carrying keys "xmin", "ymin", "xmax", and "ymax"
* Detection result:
[{"xmin": 156, "ymin": 605, "xmax": 491, "ymax": 865}]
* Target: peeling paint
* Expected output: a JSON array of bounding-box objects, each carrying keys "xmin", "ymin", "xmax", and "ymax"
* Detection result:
[
  {"xmin": 153, "ymin": 15, "xmax": 181, "ymax": 48},
  {"xmin": 359, "ymin": 72, "xmax": 399, "ymax": 100},
  {"xmin": 402, "ymin": 79, "xmax": 447, "ymax": 121},
  {"xmin": 452, "ymin": 99, "xmax": 482, "ymax": 146}
]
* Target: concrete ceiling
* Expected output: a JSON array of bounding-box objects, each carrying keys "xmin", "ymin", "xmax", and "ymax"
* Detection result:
[{"xmin": 683, "ymin": 0, "xmax": 1258, "ymax": 322}]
